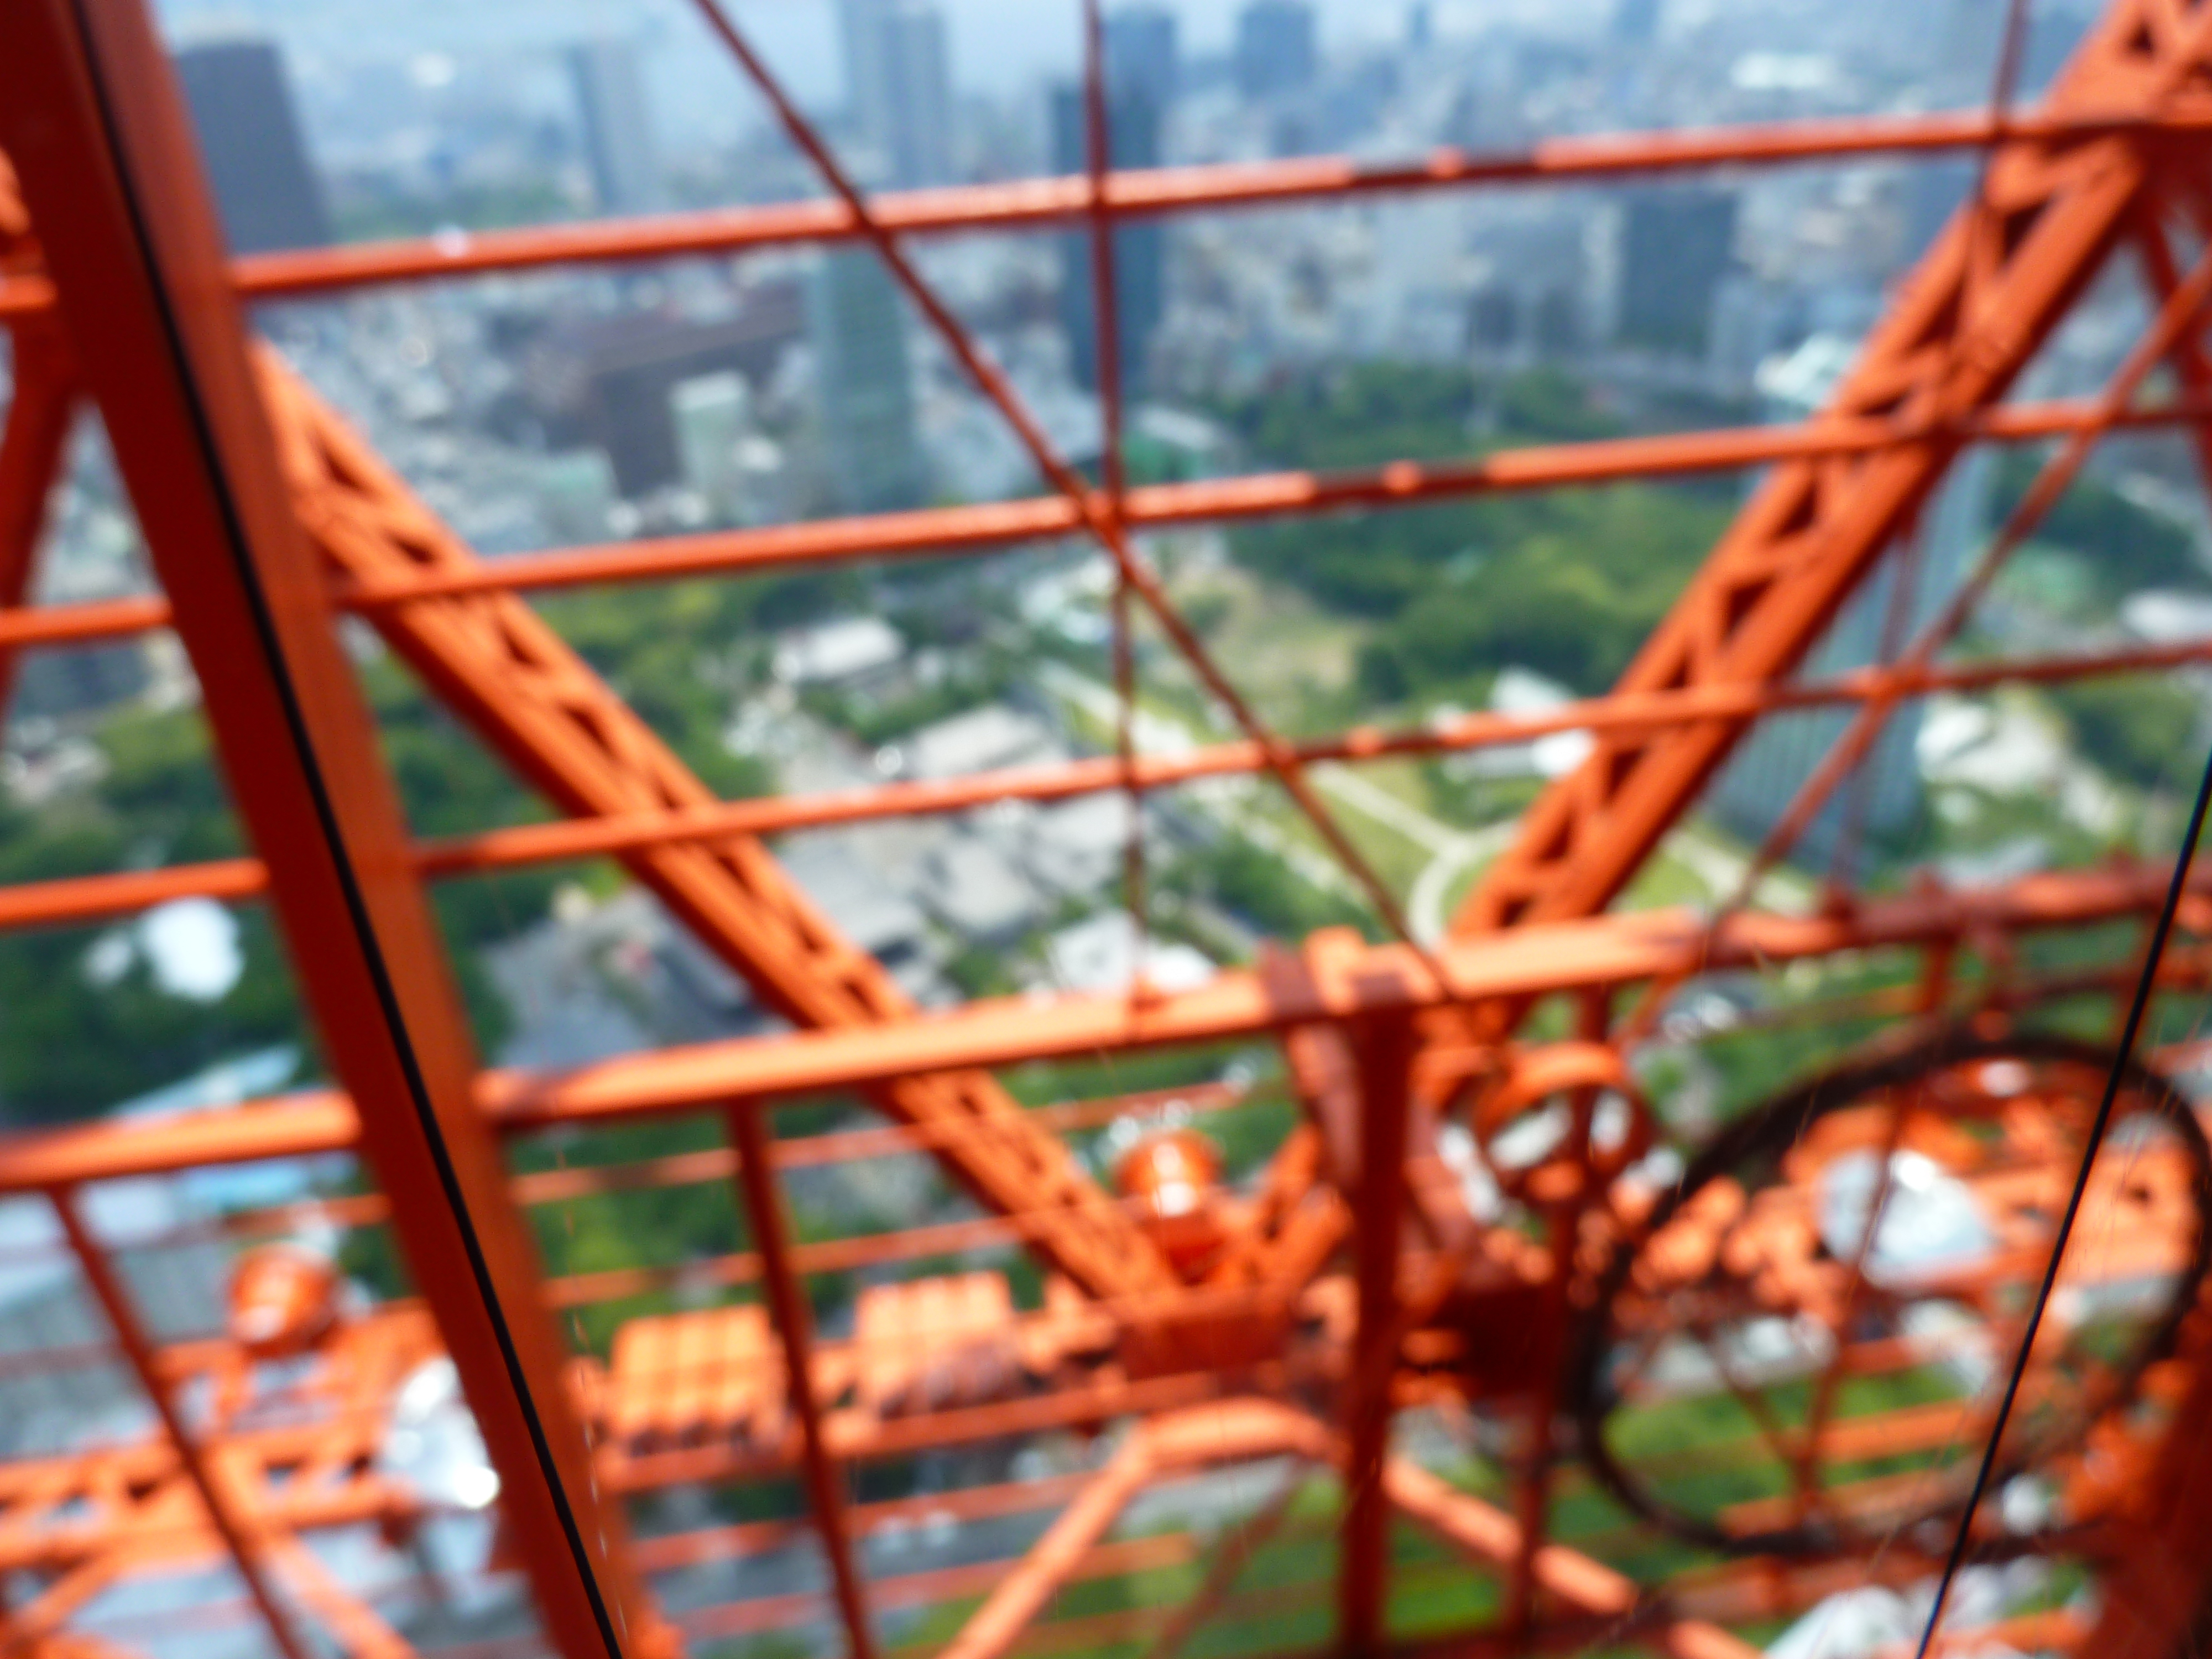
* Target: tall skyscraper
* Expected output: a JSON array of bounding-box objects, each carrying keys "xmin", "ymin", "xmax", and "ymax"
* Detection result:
[
  {"xmin": 1050, "ymin": 84, "xmax": 1165, "ymax": 394},
  {"xmin": 569, "ymin": 40, "xmax": 664, "ymax": 216},
  {"xmin": 1234, "ymin": 0, "xmax": 1318, "ymax": 102},
  {"xmin": 172, "ymin": 39, "xmax": 329, "ymax": 255},
  {"xmin": 1107, "ymin": 6, "xmax": 1180, "ymax": 116},
  {"xmin": 838, "ymin": 0, "xmax": 956, "ymax": 189},
  {"xmin": 1615, "ymin": 187, "xmax": 1738, "ymax": 355},
  {"xmin": 1611, "ymin": 0, "xmax": 1662, "ymax": 48},
  {"xmin": 808, "ymin": 251, "xmax": 924, "ymax": 512}
]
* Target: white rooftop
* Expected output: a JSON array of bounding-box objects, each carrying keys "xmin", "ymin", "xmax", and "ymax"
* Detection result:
[
  {"xmin": 1756, "ymin": 332, "xmax": 1858, "ymax": 420},
  {"xmin": 902, "ymin": 704, "xmax": 1062, "ymax": 781},
  {"xmin": 1045, "ymin": 911, "xmax": 1213, "ymax": 997},
  {"xmin": 772, "ymin": 616, "xmax": 904, "ymax": 687}
]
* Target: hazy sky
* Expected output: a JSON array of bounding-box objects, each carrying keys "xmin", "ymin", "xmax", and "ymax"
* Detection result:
[{"xmin": 161, "ymin": 0, "xmax": 1608, "ymax": 148}]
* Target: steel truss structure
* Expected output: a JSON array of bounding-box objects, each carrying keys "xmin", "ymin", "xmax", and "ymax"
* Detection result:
[{"xmin": 7, "ymin": 0, "xmax": 2212, "ymax": 1656}]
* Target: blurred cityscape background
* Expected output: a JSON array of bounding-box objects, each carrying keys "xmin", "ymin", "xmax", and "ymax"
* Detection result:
[{"xmin": 7, "ymin": 0, "xmax": 2212, "ymax": 1651}]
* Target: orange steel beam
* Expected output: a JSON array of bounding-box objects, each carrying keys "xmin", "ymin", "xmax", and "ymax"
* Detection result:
[
  {"xmin": 1455, "ymin": 0, "xmax": 2212, "ymax": 936},
  {"xmin": 252, "ymin": 351, "xmax": 1172, "ymax": 1305},
  {"xmin": 7, "ymin": 626, "xmax": 2212, "ymax": 943},
  {"xmin": 2134, "ymin": 205, "xmax": 2212, "ymax": 489},
  {"xmin": 468, "ymin": 857, "xmax": 2211, "ymax": 1128},
  {"xmin": 0, "ymin": 319, "xmax": 71, "ymax": 722},
  {"xmin": 0, "ymin": 11, "xmax": 664, "ymax": 1659},
  {"xmin": 317, "ymin": 392, "xmax": 2212, "ymax": 605},
  {"xmin": 0, "ymin": 388, "xmax": 2201, "ymax": 655},
  {"xmin": 687, "ymin": 0, "xmax": 1426, "ymax": 954},
  {"xmin": 925, "ymin": 1404, "xmax": 1328, "ymax": 1659},
  {"xmin": 1714, "ymin": 226, "xmax": 2212, "ymax": 911},
  {"xmin": 1340, "ymin": 1017, "xmax": 1415, "ymax": 1656},
  {"xmin": 674, "ymin": 1533, "xmax": 1203, "ymax": 1648},
  {"xmin": 0, "ymin": 108, "xmax": 2195, "ymax": 311},
  {"xmin": 269, "ymin": 1541, "xmax": 415, "ymax": 1659},
  {"xmin": 0, "ymin": 852, "xmax": 2201, "ymax": 1198},
  {"xmin": 726, "ymin": 1105, "xmax": 878, "ymax": 1659},
  {"xmin": 1383, "ymin": 1460, "xmax": 1760, "ymax": 1659},
  {"xmin": 933, "ymin": 1442, "xmax": 1155, "ymax": 1659},
  {"xmin": 48, "ymin": 1191, "xmax": 314, "ymax": 1659},
  {"xmin": 2078, "ymin": 1331, "xmax": 2212, "ymax": 1659}
]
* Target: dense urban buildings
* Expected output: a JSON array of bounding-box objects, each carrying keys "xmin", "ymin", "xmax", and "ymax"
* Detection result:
[{"xmin": 8, "ymin": 2, "xmax": 2212, "ymax": 1657}]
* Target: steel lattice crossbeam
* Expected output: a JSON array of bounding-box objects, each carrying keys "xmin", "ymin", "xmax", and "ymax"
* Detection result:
[{"xmin": 6, "ymin": 1, "xmax": 2212, "ymax": 1658}]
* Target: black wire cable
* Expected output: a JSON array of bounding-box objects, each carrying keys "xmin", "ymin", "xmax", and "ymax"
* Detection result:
[{"xmin": 1911, "ymin": 729, "xmax": 2212, "ymax": 1659}]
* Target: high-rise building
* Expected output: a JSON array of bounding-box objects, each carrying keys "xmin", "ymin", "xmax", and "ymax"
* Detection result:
[
  {"xmin": 1614, "ymin": 187, "xmax": 1738, "ymax": 356},
  {"xmin": 1050, "ymin": 83, "xmax": 1165, "ymax": 394},
  {"xmin": 1611, "ymin": 0, "xmax": 1662, "ymax": 47},
  {"xmin": 838, "ymin": 0, "xmax": 892, "ymax": 149},
  {"xmin": 1234, "ymin": 0, "xmax": 1317, "ymax": 102},
  {"xmin": 838, "ymin": 0, "xmax": 956, "ymax": 189},
  {"xmin": 808, "ymin": 250, "xmax": 924, "ymax": 512},
  {"xmin": 1107, "ymin": 6, "xmax": 1180, "ymax": 116},
  {"xmin": 172, "ymin": 39, "xmax": 329, "ymax": 254},
  {"xmin": 569, "ymin": 40, "xmax": 664, "ymax": 216}
]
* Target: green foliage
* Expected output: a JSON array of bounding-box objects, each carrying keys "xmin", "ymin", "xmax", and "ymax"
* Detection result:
[
  {"xmin": 1349, "ymin": 487, "xmax": 1728, "ymax": 696},
  {"xmin": 1168, "ymin": 838, "xmax": 1373, "ymax": 942},
  {"xmin": 1991, "ymin": 452, "xmax": 2205, "ymax": 599},
  {"xmin": 511, "ymin": 1117, "xmax": 747, "ymax": 1356},
  {"xmin": 328, "ymin": 181, "xmax": 585, "ymax": 242},
  {"xmin": 0, "ymin": 709, "xmax": 306, "ymax": 1125},
  {"xmin": 1215, "ymin": 364, "xmax": 1729, "ymax": 699},
  {"xmin": 2046, "ymin": 674, "xmax": 2204, "ymax": 791}
]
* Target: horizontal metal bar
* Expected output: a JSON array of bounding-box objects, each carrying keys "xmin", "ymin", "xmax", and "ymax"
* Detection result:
[
  {"xmin": 2, "ymin": 393, "xmax": 2199, "ymax": 664},
  {"xmin": 0, "ymin": 853, "xmax": 2194, "ymax": 1196},
  {"xmin": 117, "ymin": 107, "xmax": 2212, "ymax": 304},
  {"xmin": 0, "ymin": 629, "xmax": 2203, "ymax": 938},
  {"xmin": 331, "ymin": 395, "xmax": 2212, "ymax": 606}
]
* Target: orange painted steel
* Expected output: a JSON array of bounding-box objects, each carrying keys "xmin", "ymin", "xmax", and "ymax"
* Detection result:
[
  {"xmin": 1340, "ymin": 1015, "xmax": 1416, "ymax": 1656},
  {"xmin": 48, "ymin": 1190, "xmax": 315, "ymax": 1659},
  {"xmin": 0, "ymin": 107, "xmax": 2201, "ymax": 309},
  {"xmin": 687, "ymin": 0, "xmax": 1427, "ymax": 956},
  {"xmin": 932, "ymin": 1442, "xmax": 1155, "ymax": 1659},
  {"xmin": 7, "ymin": 628, "xmax": 2212, "ymax": 945},
  {"xmin": 0, "ymin": 390, "xmax": 2194, "ymax": 662},
  {"xmin": 1717, "ymin": 228, "xmax": 2212, "ymax": 913},
  {"xmin": 7, "ymin": 0, "xmax": 2212, "ymax": 1651},
  {"xmin": 0, "ymin": 853, "xmax": 2204, "ymax": 1207},
  {"xmin": 1456, "ymin": 0, "xmax": 2212, "ymax": 936},
  {"xmin": 0, "ymin": 10, "xmax": 664, "ymax": 1659},
  {"xmin": 253, "ymin": 349, "xmax": 1173, "ymax": 1305},
  {"xmin": 0, "ymin": 319, "xmax": 71, "ymax": 723},
  {"xmin": 726, "ymin": 1104, "xmax": 877, "ymax": 1659}
]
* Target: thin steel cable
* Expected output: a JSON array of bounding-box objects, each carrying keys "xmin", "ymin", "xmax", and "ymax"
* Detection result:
[
  {"xmin": 1079, "ymin": 0, "xmax": 1151, "ymax": 993},
  {"xmin": 1910, "ymin": 728, "xmax": 2212, "ymax": 1659},
  {"xmin": 1715, "ymin": 231, "xmax": 2212, "ymax": 917},
  {"xmin": 682, "ymin": 0, "xmax": 1446, "ymax": 974}
]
